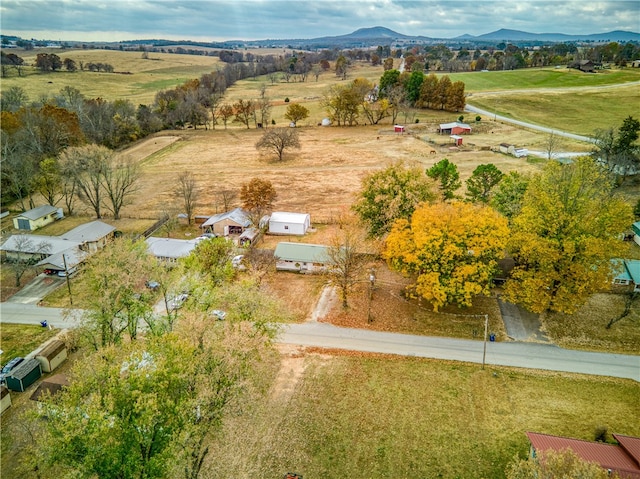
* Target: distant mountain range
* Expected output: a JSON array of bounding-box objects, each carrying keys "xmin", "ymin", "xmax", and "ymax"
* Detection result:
[{"xmin": 222, "ymin": 26, "xmax": 640, "ymax": 49}]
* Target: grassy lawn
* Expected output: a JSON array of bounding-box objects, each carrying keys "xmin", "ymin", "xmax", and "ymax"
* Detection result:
[
  {"xmin": 0, "ymin": 323, "xmax": 58, "ymax": 363},
  {"xmin": 203, "ymin": 352, "xmax": 640, "ymax": 478}
]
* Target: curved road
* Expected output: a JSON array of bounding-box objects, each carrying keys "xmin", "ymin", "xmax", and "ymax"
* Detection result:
[
  {"xmin": 2, "ymin": 303, "xmax": 638, "ymax": 381},
  {"xmin": 464, "ymin": 79, "xmax": 640, "ymax": 143},
  {"xmin": 464, "ymin": 104, "xmax": 595, "ymax": 143}
]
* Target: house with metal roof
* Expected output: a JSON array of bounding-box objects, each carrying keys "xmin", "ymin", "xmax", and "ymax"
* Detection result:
[
  {"xmin": 274, "ymin": 242, "xmax": 331, "ymax": 273},
  {"xmin": 60, "ymin": 220, "xmax": 116, "ymax": 253},
  {"xmin": 12, "ymin": 205, "xmax": 62, "ymax": 231},
  {"xmin": 0, "ymin": 235, "xmax": 80, "ymax": 261},
  {"xmin": 201, "ymin": 208, "xmax": 251, "ymax": 236},
  {"xmin": 268, "ymin": 212, "xmax": 311, "ymax": 236},
  {"xmin": 145, "ymin": 237, "xmax": 199, "ymax": 262},
  {"xmin": 526, "ymin": 432, "xmax": 640, "ymax": 478},
  {"xmin": 632, "ymin": 222, "xmax": 640, "ymax": 247},
  {"xmin": 612, "ymin": 259, "xmax": 640, "ymax": 292}
]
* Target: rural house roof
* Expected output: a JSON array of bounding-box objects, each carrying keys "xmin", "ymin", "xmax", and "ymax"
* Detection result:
[
  {"xmin": 526, "ymin": 432, "xmax": 640, "ymax": 479},
  {"xmin": 36, "ymin": 246, "xmax": 88, "ymax": 270},
  {"xmin": 270, "ymin": 212, "xmax": 310, "ymax": 224},
  {"xmin": 632, "ymin": 222, "xmax": 640, "ymax": 236},
  {"xmin": 201, "ymin": 208, "xmax": 251, "ymax": 228},
  {"xmin": 439, "ymin": 121, "xmax": 472, "ymax": 131},
  {"xmin": 60, "ymin": 220, "xmax": 115, "ymax": 242},
  {"xmin": 0, "ymin": 235, "xmax": 80, "ymax": 255},
  {"xmin": 145, "ymin": 237, "xmax": 199, "ymax": 259},
  {"xmin": 16, "ymin": 205, "xmax": 58, "ymax": 221},
  {"xmin": 612, "ymin": 259, "xmax": 640, "ymax": 284},
  {"xmin": 274, "ymin": 242, "xmax": 331, "ymax": 264}
]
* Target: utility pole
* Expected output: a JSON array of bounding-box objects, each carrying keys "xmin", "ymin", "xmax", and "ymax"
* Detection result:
[
  {"xmin": 482, "ymin": 314, "xmax": 488, "ymax": 370},
  {"xmin": 62, "ymin": 253, "xmax": 73, "ymax": 306},
  {"xmin": 367, "ymin": 268, "xmax": 376, "ymax": 323}
]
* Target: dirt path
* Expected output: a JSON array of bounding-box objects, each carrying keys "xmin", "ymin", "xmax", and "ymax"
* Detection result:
[{"xmin": 309, "ymin": 285, "xmax": 338, "ymax": 322}]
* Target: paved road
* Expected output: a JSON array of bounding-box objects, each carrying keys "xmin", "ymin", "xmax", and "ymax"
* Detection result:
[
  {"xmin": 2, "ymin": 303, "xmax": 638, "ymax": 381},
  {"xmin": 0, "ymin": 303, "xmax": 82, "ymax": 329},
  {"xmin": 280, "ymin": 322, "xmax": 639, "ymax": 381},
  {"xmin": 464, "ymin": 104, "xmax": 595, "ymax": 143}
]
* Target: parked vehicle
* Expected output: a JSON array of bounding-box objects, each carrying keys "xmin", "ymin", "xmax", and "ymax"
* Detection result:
[
  {"xmin": 0, "ymin": 357, "xmax": 24, "ymax": 385},
  {"xmin": 211, "ymin": 310, "xmax": 227, "ymax": 321},
  {"xmin": 231, "ymin": 255, "xmax": 246, "ymax": 271},
  {"xmin": 168, "ymin": 293, "xmax": 189, "ymax": 311},
  {"xmin": 145, "ymin": 280, "xmax": 160, "ymax": 290}
]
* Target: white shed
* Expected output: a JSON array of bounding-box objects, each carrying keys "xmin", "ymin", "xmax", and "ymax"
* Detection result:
[
  {"xmin": 268, "ymin": 212, "xmax": 311, "ymax": 236},
  {"xmin": 35, "ymin": 340, "xmax": 68, "ymax": 373}
]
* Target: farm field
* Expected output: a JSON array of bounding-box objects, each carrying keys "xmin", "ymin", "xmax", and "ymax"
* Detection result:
[
  {"xmin": 202, "ymin": 351, "xmax": 640, "ymax": 478},
  {"xmin": 119, "ymin": 122, "xmax": 584, "ymax": 222},
  {"xmin": 0, "ymin": 49, "xmax": 220, "ymax": 104}
]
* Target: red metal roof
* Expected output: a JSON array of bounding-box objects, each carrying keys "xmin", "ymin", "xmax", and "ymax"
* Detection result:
[
  {"xmin": 527, "ymin": 432, "xmax": 640, "ymax": 479},
  {"xmin": 615, "ymin": 435, "xmax": 640, "ymax": 465}
]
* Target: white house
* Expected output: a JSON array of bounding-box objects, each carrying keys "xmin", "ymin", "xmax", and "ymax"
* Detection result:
[
  {"xmin": 200, "ymin": 208, "xmax": 251, "ymax": 236},
  {"xmin": 633, "ymin": 222, "xmax": 640, "ymax": 247},
  {"xmin": 274, "ymin": 242, "xmax": 331, "ymax": 273},
  {"xmin": 268, "ymin": 212, "xmax": 311, "ymax": 236}
]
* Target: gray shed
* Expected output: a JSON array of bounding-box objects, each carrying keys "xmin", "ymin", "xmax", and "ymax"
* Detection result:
[
  {"xmin": 36, "ymin": 340, "xmax": 68, "ymax": 373},
  {"xmin": 5, "ymin": 358, "xmax": 42, "ymax": 392}
]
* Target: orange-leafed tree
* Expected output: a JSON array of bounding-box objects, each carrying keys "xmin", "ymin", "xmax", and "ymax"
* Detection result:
[{"xmin": 384, "ymin": 201, "xmax": 509, "ymax": 311}]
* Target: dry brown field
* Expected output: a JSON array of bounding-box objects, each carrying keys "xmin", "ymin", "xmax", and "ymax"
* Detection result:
[{"xmin": 122, "ymin": 119, "xmax": 577, "ymax": 221}]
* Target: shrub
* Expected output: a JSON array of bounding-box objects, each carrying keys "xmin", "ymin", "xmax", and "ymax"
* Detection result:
[
  {"xmin": 476, "ymin": 115, "xmax": 482, "ymax": 122},
  {"xmin": 284, "ymin": 97, "xmax": 290, "ymax": 102},
  {"xmin": 458, "ymin": 115, "xmax": 464, "ymax": 122}
]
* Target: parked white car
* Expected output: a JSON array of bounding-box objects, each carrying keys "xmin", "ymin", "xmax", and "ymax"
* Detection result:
[{"xmin": 168, "ymin": 293, "xmax": 189, "ymax": 311}]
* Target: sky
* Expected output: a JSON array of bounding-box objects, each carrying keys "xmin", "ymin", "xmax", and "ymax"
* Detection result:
[{"xmin": 1, "ymin": 0, "xmax": 639, "ymax": 43}]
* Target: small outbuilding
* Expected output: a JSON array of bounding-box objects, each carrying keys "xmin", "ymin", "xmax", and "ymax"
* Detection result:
[
  {"xmin": 238, "ymin": 227, "xmax": 260, "ymax": 247},
  {"xmin": 12, "ymin": 205, "xmax": 62, "ymax": 231},
  {"xmin": 269, "ymin": 212, "xmax": 311, "ymax": 236},
  {"xmin": 35, "ymin": 340, "xmax": 68, "ymax": 373},
  {"xmin": 394, "ymin": 125, "xmax": 405, "ymax": 133},
  {"xmin": 274, "ymin": 242, "xmax": 331, "ymax": 273},
  {"xmin": 5, "ymin": 358, "xmax": 42, "ymax": 392},
  {"xmin": 1, "ymin": 386, "xmax": 11, "ymax": 414},
  {"xmin": 30, "ymin": 374, "xmax": 70, "ymax": 401},
  {"xmin": 201, "ymin": 208, "xmax": 251, "ymax": 236},
  {"xmin": 450, "ymin": 134, "xmax": 463, "ymax": 146}
]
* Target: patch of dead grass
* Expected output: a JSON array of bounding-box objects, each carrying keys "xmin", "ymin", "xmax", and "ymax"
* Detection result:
[{"xmin": 542, "ymin": 292, "xmax": 640, "ymax": 354}]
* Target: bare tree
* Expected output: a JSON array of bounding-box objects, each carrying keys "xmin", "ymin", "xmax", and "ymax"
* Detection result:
[
  {"xmin": 257, "ymin": 84, "xmax": 272, "ymax": 128},
  {"xmin": 324, "ymin": 215, "xmax": 368, "ymax": 309},
  {"xmin": 175, "ymin": 171, "xmax": 200, "ymax": 225},
  {"xmin": 217, "ymin": 189, "xmax": 237, "ymax": 212},
  {"xmin": 545, "ymin": 131, "xmax": 562, "ymax": 160},
  {"xmin": 59, "ymin": 144, "xmax": 110, "ymax": 219},
  {"xmin": 7, "ymin": 236, "xmax": 52, "ymax": 287},
  {"xmin": 255, "ymin": 127, "xmax": 301, "ymax": 161},
  {"xmin": 101, "ymin": 156, "xmax": 140, "ymax": 220}
]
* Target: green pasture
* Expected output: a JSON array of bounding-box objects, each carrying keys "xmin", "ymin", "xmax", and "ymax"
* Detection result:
[
  {"xmin": 467, "ymin": 84, "xmax": 640, "ymax": 136},
  {"xmin": 445, "ymin": 67, "xmax": 640, "ymax": 92},
  {"xmin": 205, "ymin": 355, "xmax": 640, "ymax": 478}
]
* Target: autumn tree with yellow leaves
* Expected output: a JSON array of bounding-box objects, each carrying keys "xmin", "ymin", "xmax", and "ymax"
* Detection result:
[
  {"xmin": 504, "ymin": 156, "xmax": 633, "ymax": 314},
  {"xmin": 384, "ymin": 201, "xmax": 509, "ymax": 311}
]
